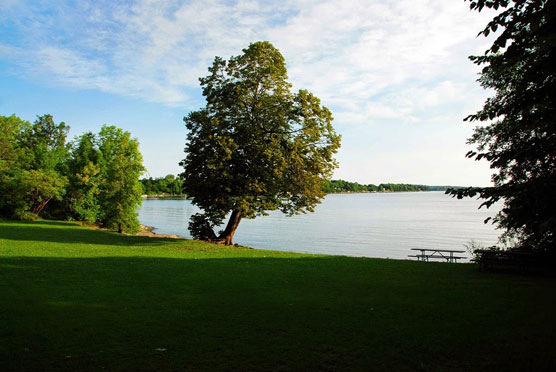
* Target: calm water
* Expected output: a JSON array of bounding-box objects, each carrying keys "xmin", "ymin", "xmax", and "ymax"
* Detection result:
[{"xmin": 137, "ymin": 192, "xmax": 501, "ymax": 260}]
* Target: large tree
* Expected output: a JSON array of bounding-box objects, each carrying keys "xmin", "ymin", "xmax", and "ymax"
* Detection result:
[
  {"xmin": 65, "ymin": 127, "xmax": 144, "ymax": 232},
  {"xmin": 21, "ymin": 114, "xmax": 70, "ymax": 172},
  {"xmin": 97, "ymin": 126, "xmax": 145, "ymax": 234},
  {"xmin": 66, "ymin": 132, "xmax": 102, "ymax": 224},
  {"xmin": 0, "ymin": 114, "xmax": 69, "ymax": 219},
  {"xmin": 449, "ymin": 0, "xmax": 555, "ymax": 252},
  {"xmin": 0, "ymin": 115, "xmax": 30, "ymax": 173},
  {"xmin": 180, "ymin": 41, "xmax": 341, "ymax": 245}
]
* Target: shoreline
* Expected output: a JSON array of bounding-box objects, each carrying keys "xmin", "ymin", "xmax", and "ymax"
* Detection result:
[
  {"xmin": 84, "ymin": 222, "xmax": 185, "ymax": 240},
  {"xmin": 136, "ymin": 224, "xmax": 184, "ymax": 239},
  {"xmin": 141, "ymin": 194, "xmax": 186, "ymax": 198},
  {"xmin": 141, "ymin": 190, "xmax": 446, "ymax": 199}
]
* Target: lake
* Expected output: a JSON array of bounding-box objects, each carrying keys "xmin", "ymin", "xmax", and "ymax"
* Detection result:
[{"xmin": 137, "ymin": 192, "xmax": 501, "ymax": 260}]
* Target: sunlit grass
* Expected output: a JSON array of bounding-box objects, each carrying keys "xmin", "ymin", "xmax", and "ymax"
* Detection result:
[{"xmin": 1, "ymin": 220, "xmax": 555, "ymax": 371}]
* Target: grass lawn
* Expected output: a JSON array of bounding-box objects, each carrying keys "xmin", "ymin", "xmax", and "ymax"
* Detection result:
[{"xmin": 1, "ymin": 220, "xmax": 555, "ymax": 371}]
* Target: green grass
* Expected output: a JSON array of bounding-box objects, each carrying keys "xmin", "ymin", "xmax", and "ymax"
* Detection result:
[{"xmin": 1, "ymin": 220, "xmax": 555, "ymax": 371}]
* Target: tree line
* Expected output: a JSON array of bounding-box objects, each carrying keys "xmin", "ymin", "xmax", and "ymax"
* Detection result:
[
  {"xmin": 141, "ymin": 175, "xmax": 184, "ymax": 196},
  {"xmin": 323, "ymin": 180, "xmax": 454, "ymax": 193},
  {"xmin": 138, "ymin": 176, "xmax": 452, "ymax": 197},
  {"xmin": 0, "ymin": 114, "xmax": 144, "ymax": 233}
]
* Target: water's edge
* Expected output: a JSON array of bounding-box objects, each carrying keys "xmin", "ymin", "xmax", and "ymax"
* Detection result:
[{"xmin": 138, "ymin": 192, "xmax": 500, "ymax": 260}]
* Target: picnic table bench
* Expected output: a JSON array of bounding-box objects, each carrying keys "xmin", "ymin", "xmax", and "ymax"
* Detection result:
[{"xmin": 409, "ymin": 248, "xmax": 466, "ymax": 263}]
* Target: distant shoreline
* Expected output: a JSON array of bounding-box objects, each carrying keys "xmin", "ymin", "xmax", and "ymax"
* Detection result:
[
  {"xmin": 326, "ymin": 190, "xmax": 433, "ymax": 194},
  {"xmin": 141, "ymin": 194, "xmax": 186, "ymax": 198},
  {"xmin": 141, "ymin": 190, "xmax": 449, "ymax": 199}
]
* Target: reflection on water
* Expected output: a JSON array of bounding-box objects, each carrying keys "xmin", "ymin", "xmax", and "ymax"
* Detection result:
[{"xmin": 137, "ymin": 192, "xmax": 501, "ymax": 260}]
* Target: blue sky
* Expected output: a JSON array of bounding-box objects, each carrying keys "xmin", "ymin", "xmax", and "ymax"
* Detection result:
[{"xmin": 0, "ymin": 0, "xmax": 499, "ymax": 185}]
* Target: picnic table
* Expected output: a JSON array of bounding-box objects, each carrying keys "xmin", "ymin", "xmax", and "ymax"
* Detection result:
[{"xmin": 409, "ymin": 248, "xmax": 466, "ymax": 263}]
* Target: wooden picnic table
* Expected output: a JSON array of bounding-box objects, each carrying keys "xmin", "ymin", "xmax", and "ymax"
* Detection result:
[{"xmin": 409, "ymin": 248, "xmax": 466, "ymax": 263}]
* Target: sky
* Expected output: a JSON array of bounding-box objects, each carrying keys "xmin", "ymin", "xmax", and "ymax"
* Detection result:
[{"xmin": 0, "ymin": 0, "xmax": 500, "ymax": 186}]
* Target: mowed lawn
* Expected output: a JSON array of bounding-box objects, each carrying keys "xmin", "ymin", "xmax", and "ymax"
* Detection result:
[{"xmin": 1, "ymin": 221, "xmax": 555, "ymax": 371}]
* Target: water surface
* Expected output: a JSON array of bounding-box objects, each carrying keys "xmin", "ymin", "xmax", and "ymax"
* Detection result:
[{"xmin": 138, "ymin": 192, "xmax": 500, "ymax": 260}]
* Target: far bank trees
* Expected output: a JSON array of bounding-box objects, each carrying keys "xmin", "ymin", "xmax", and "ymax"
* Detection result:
[
  {"xmin": 180, "ymin": 41, "xmax": 341, "ymax": 245},
  {"xmin": 141, "ymin": 175, "xmax": 184, "ymax": 196}
]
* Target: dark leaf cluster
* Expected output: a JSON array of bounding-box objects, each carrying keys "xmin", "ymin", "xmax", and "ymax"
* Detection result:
[{"xmin": 449, "ymin": 0, "xmax": 556, "ymax": 252}]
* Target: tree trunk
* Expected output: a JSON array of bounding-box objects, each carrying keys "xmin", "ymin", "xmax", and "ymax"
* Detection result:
[
  {"xmin": 33, "ymin": 198, "xmax": 51, "ymax": 215},
  {"xmin": 217, "ymin": 210, "xmax": 242, "ymax": 245}
]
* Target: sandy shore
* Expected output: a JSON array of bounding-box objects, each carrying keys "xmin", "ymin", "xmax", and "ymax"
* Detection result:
[
  {"xmin": 136, "ymin": 225, "xmax": 184, "ymax": 239},
  {"xmin": 84, "ymin": 222, "xmax": 184, "ymax": 239}
]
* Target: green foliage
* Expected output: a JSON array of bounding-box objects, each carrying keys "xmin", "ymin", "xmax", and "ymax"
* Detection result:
[
  {"xmin": 66, "ymin": 133, "xmax": 102, "ymax": 223},
  {"xmin": 20, "ymin": 114, "xmax": 70, "ymax": 172},
  {"xmin": 0, "ymin": 115, "xmax": 29, "ymax": 216},
  {"xmin": 69, "ymin": 162, "xmax": 101, "ymax": 223},
  {"xmin": 0, "ymin": 114, "xmax": 145, "ymax": 234},
  {"xmin": 62, "ymin": 127, "xmax": 144, "ymax": 233},
  {"xmin": 323, "ymin": 180, "xmax": 453, "ymax": 193},
  {"xmin": 0, "ymin": 114, "xmax": 31, "ymax": 172},
  {"xmin": 0, "ymin": 115, "xmax": 68, "ymax": 219},
  {"xmin": 140, "ymin": 174, "xmax": 184, "ymax": 195},
  {"xmin": 181, "ymin": 41, "xmax": 341, "ymax": 244},
  {"xmin": 449, "ymin": 0, "xmax": 556, "ymax": 253},
  {"xmin": 323, "ymin": 179, "xmax": 376, "ymax": 193},
  {"xmin": 17, "ymin": 169, "xmax": 68, "ymax": 217},
  {"xmin": 97, "ymin": 126, "xmax": 144, "ymax": 233},
  {"xmin": 188, "ymin": 213, "xmax": 219, "ymax": 240}
]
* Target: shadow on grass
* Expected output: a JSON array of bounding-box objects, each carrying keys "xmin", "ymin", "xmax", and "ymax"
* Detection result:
[
  {"xmin": 0, "ymin": 220, "xmax": 181, "ymax": 246},
  {"xmin": 1, "ymin": 254, "xmax": 556, "ymax": 371},
  {"xmin": 13, "ymin": 220, "xmax": 78, "ymax": 227}
]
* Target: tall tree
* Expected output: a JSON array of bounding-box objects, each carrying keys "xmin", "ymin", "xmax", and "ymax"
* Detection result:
[
  {"xmin": 66, "ymin": 132, "xmax": 102, "ymax": 223},
  {"xmin": 0, "ymin": 115, "xmax": 30, "ymax": 172},
  {"xmin": 0, "ymin": 114, "xmax": 68, "ymax": 219},
  {"xmin": 21, "ymin": 114, "xmax": 70, "ymax": 172},
  {"xmin": 449, "ymin": 0, "xmax": 556, "ymax": 252},
  {"xmin": 97, "ymin": 125, "xmax": 144, "ymax": 233},
  {"xmin": 0, "ymin": 115, "xmax": 31, "ymax": 218},
  {"xmin": 180, "ymin": 41, "xmax": 341, "ymax": 245}
]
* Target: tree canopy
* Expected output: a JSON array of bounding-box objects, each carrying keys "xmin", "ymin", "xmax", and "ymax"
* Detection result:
[
  {"xmin": 0, "ymin": 114, "xmax": 69, "ymax": 219},
  {"xmin": 97, "ymin": 126, "xmax": 144, "ymax": 233},
  {"xmin": 449, "ymin": 0, "xmax": 555, "ymax": 253},
  {"xmin": 0, "ymin": 114, "xmax": 144, "ymax": 234},
  {"xmin": 180, "ymin": 41, "xmax": 341, "ymax": 245}
]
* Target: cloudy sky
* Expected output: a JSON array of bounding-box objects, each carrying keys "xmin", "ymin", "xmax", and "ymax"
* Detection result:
[{"xmin": 0, "ymin": 0, "xmax": 499, "ymax": 186}]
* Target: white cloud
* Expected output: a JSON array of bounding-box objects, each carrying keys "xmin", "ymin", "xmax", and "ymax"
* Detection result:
[
  {"xmin": 34, "ymin": 46, "xmax": 107, "ymax": 85},
  {"xmin": 1, "ymin": 0, "xmax": 495, "ymax": 109},
  {"xmin": 0, "ymin": 0, "xmax": 500, "ymax": 184}
]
